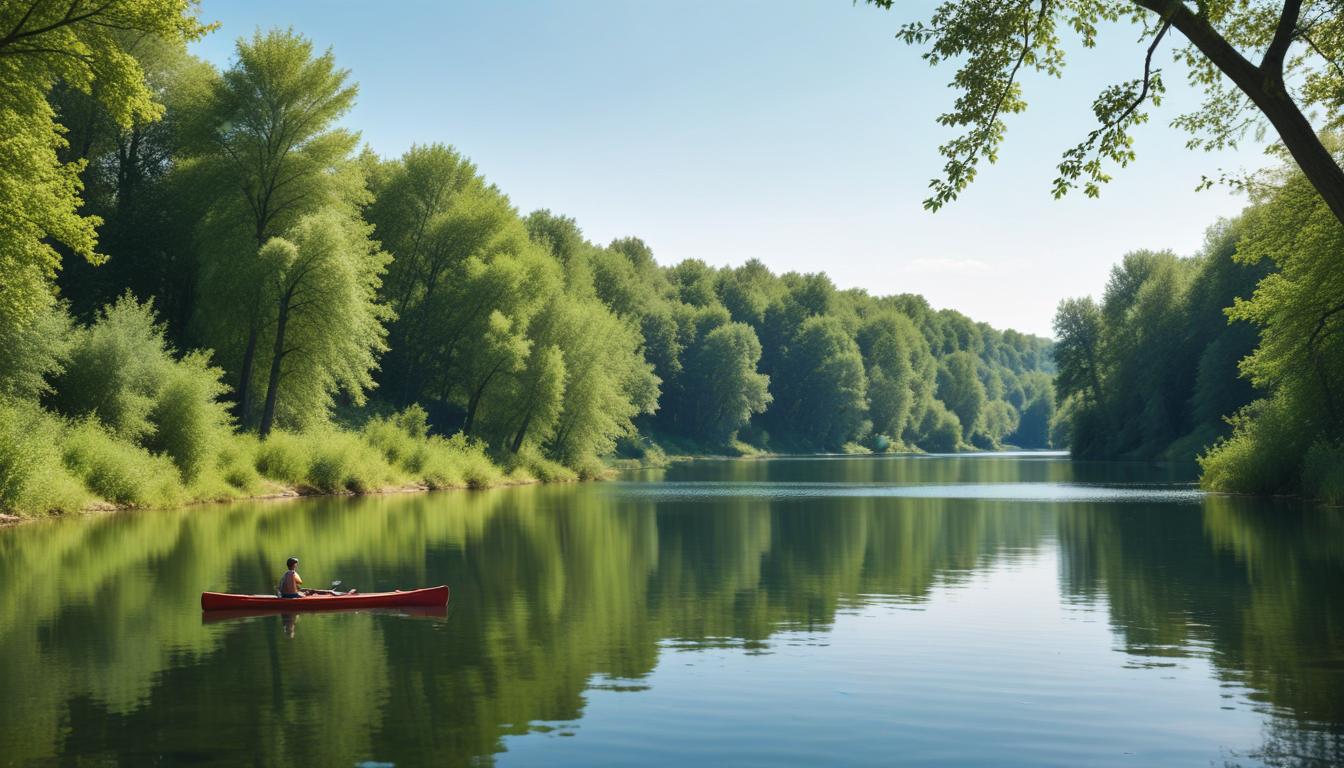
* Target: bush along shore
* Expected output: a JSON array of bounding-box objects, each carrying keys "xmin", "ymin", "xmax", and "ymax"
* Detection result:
[{"xmin": 0, "ymin": 397, "xmax": 572, "ymax": 522}]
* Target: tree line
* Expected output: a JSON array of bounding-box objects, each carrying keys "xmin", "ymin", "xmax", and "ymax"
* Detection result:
[
  {"xmin": 1053, "ymin": 151, "xmax": 1344, "ymax": 502},
  {"xmin": 0, "ymin": 6, "xmax": 1054, "ymax": 515}
]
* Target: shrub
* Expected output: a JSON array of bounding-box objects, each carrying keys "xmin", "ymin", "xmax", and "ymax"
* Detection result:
[
  {"xmin": 62, "ymin": 420, "xmax": 183, "ymax": 507},
  {"xmin": 49, "ymin": 295, "xmax": 168, "ymax": 442},
  {"xmin": 216, "ymin": 434, "xmax": 262, "ymax": 492},
  {"xmin": 306, "ymin": 430, "xmax": 399, "ymax": 493},
  {"xmin": 0, "ymin": 399, "xmax": 86, "ymax": 515},
  {"xmin": 417, "ymin": 436, "xmax": 466, "ymax": 489},
  {"xmin": 254, "ymin": 430, "xmax": 310, "ymax": 485},
  {"xmin": 1200, "ymin": 395, "xmax": 1309, "ymax": 496},
  {"xmin": 362, "ymin": 406, "xmax": 431, "ymax": 472},
  {"xmin": 1303, "ymin": 441, "xmax": 1344, "ymax": 505},
  {"xmin": 145, "ymin": 351, "xmax": 233, "ymax": 481},
  {"xmin": 509, "ymin": 446, "xmax": 578, "ymax": 483},
  {"xmin": 443, "ymin": 433, "xmax": 504, "ymax": 488}
]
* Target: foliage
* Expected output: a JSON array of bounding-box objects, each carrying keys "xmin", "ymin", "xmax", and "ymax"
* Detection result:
[
  {"xmin": 192, "ymin": 28, "xmax": 365, "ymax": 428},
  {"xmin": 0, "ymin": 14, "xmax": 1068, "ymax": 520},
  {"xmin": 251, "ymin": 210, "xmax": 392, "ymax": 435},
  {"xmin": 0, "ymin": 399, "xmax": 86, "ymax": 516},
  {"xmin": 936, "ymin": 351, "xmax": 986, "ymax": 444},
  {"xmin": 1199, "ymin": 158, "xmax": 1344, "ymax": 499},
  {"xmin": 47, "ymin": 295, "xmax": 233, "ymax": 480},
  {"xmin": 61, "ymin": 420, "xmax": 183, "ymax": 507},
  {"xmin": 863, "ymin": 0, "xmax": 1344, "ymax": 227},
  {"xmin": 0, "ymin": 0, "xmax": 209, "ymax": 372},
  {"xmin": 1053, "ymin": 224, "xmax": 1266, "ymax": 460}
]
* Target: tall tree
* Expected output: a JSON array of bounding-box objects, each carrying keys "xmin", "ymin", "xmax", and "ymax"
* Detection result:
[
  {"xmin": 251, "ymin": 210, "xmax": 391, "ymax": 436},
  {"xmin": 365, "ymin": 150, "xmax": 554, "ymax": 424},
  {"xmin": 936, "ymin": 351, "xmax": 987, "ymax": 443},
  {"xmin": 193, "ymin": 28, "xmax": 360, "ymax": 425},
  {"xmin": 0, "ymin": 0, "xmax": 208, "ymax": 382},
  {"xmin": 682, "ymin": 322, "xmax": 772, "ymax": 444}
]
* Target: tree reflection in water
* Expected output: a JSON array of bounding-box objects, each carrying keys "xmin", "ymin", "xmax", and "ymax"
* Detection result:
[{"xmin": 0, "ymin": 456, "xmax": 1338, "ymax": 766}]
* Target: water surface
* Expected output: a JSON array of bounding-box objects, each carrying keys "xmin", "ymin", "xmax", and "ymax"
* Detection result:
[{"xmin": 2, "ymin": 453, "xmax": 1342, "ymax": 766}]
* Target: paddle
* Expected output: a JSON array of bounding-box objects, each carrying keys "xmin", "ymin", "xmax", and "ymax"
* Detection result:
[{"xmin": 302, "ymin": 580, "xmax": 348, "ymax": 596}]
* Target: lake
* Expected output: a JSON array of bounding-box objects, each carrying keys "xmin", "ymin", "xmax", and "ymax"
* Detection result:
[{"xmin": 2, "ymin": 453, "xmax": 1341, "ymax": 766}]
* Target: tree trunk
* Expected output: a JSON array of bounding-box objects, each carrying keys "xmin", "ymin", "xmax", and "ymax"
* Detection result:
[
  {"xmin": 1139, "ymin": 0, "xmax": 1344, "ymax": 226},
  {"xmin": 258, "ymin": 293, "xmax": 292, "ymax": 438},
  {"xmin": 510, "ymin": 411, "xmax": 533, "ymax": 454},
  {"xmin": 236, "ymin": 325, "xmax": 259, "ymax": 428},
  {"xmin": 463, "ymin": 365, "xmax": 505, "ymax": 436}
]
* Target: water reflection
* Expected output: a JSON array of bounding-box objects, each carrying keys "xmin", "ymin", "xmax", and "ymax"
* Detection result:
[{"xmin": 0, "ymin": 455, "xmax": 1339, "ymax": 766}]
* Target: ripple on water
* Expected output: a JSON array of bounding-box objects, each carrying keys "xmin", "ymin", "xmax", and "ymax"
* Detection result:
[{"xmin": 607, "ymin": 480, "xmax": 1204, "ymax": 504}]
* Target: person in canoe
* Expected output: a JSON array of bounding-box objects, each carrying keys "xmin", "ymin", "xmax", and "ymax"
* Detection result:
[
  {"xmin": 277, "ymin": 557, "xmax": 347, "ymax": 598},
  {"xmin": 279, "ymin": 557, "xmax": 306, "ymax": 598}
]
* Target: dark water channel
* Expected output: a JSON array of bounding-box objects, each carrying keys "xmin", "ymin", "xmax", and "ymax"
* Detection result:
[{"xmin": 2, "ymin": 453, "xmax": 1342, "ymax": 766}]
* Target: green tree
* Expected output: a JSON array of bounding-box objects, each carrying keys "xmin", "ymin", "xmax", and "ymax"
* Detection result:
[
  {"xmin": 682, "ymin": 322, "xmax": 772, "ymax": 444},
  {"xmin": 364, "ymin": 149, "xmax": 554, "ymax": 426},
  {"xmin": 193, "ymin": 28, "xmax": 360, "ymax": 425},
  {"xmin": 1053, "ymin": 297, "xmax": 1107, "ymax": 407},
  {"xmin": 936, "ymin": 351, "xmax": 987, "ymax": 443},
  {"xmin": 1202, "ymin": 159, "xmax": 1344, "ymax": 500},
  {"xmin": 778, "ymin": 315, "xmax": 869, "ymax": 450},
  {"xmin": 52, "ymin": 36, "xmax": 218, "ymax": 336},
  {"xmin": 856, "ymin": 311, "xmax": 936, "ymax": 445},
  {"xmin": 863, "ymin": 0, "xmax": 1344, "ymax": 226},
  {"xmin": 0, "ymin": 0, "xmax": 207, "ymax": 383},
  {"xmin": 251, "ymin": 210, "xmax": 391, "ymax": 436}
]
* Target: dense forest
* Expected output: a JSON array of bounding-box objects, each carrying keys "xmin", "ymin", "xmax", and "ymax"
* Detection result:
[
  {"xmin": 1054, "ymin": 153, "xmax": 1344, "ymax": 503},
  {"xmin": 0, "ymin": 8, "xmax": 1055, "ymax": 516}
]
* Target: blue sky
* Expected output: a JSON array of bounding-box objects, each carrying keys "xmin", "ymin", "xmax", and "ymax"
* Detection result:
[{"xmin": 191, "ymin": 1, "xmax": 1271, "ymax": 337}]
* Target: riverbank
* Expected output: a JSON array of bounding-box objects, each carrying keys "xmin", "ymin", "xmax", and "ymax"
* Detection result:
[{"xmin": 0, "ymin": 402, "xmax": 591, "ymax": 523}]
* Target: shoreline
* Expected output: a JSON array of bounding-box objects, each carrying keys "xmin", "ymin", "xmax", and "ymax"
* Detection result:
[{"xmin": 0, "ymin": 473, "xmax": 556, "ymax": 528}]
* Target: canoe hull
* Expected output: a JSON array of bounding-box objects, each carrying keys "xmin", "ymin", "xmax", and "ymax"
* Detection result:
[{"xmin": 201, "ymin": 585, "xmax": 449, "ymax": 611}]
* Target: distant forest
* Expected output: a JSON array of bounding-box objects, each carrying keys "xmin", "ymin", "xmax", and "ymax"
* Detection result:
[{"xmin": 1, "ymin": 19, "xmax": 1054, "ymax": 515}]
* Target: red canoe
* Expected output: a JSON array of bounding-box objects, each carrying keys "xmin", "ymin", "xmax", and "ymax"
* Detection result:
[{"xmin": 201, "ymin": 585, "xmax": 449, "ymax": 611}]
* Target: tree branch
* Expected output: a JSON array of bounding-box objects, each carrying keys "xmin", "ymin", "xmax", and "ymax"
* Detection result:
[
  {"xmin": 1261, "ymin": 0, "xmax": 1302, "ymax": 78},
  {"xmin": 1115, "ymin": 17, "xmax": 1172, "ymax": 131}
]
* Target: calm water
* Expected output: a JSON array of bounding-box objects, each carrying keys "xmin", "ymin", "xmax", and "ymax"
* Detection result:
[{"xmin": 2, "ymin": 453, "xmax": 1343, "ymax": 767}]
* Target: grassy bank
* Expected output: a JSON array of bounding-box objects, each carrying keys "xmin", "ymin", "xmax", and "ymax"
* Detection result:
[{"xmin": 0, "ymin": 402, "xmax": 582, "ymax": 520}]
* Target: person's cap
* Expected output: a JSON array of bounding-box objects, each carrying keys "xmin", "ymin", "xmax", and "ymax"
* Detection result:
[{"xmin": 286, "ymin": 556, "xmax": 299, "ymax": 567}]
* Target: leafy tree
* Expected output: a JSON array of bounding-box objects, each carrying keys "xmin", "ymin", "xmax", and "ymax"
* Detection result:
[
  {"xmin": 52, "ymin": 36, "xmax": 218, "ymax": 335},
  {"xmin": 510, "ymin": 296, "xmax": 660, "ymax": 468},
  {"xmin": 936, "ymin": 351, "xmax": 986, "ymax": 443},
  {"xmin": 856, "ymin": 311, "xmax": 936, "ymax": 445},
  {"xmin": 251, "ymin": 210, "xmax": 391, "ymax": 436},
  {"xmin": 717, "ymin": 259, "xmax": 780, "ymax": 328},
  {"xmin": 1202, "ymin": 158, "xmax": 1344, "ymax": 500},
  {"xmin": 681, "ymin": 323, "xmax": 772, "ymax": 444},
  {"xmin": 1053, "ymin": 297, "xmax": 1107, "ymax": 407},
  {"xmin": 524, "ymin": 209, "xmax": 595, "ymax": 295},
  {"xmin": 365, "ymin": 150, "xmax": 554, "ymax": 427},
  {"xmin": 0, "ymin": 0, "xmax": 208, "ymax": 383},
  {"xmin": 975, "ymin": 399, "xmax": 1021, "ymax": 448},
  {"xmin": 776, "ymin": 315, "xmax": 869, "ymax": 450},
  {"xmin": 862, "ymin": 0, "xmax": 1344, "ymax": 227},
  {"xmin": 192, "ymin": 28, "xmax": 361, "ymax": 424}
]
